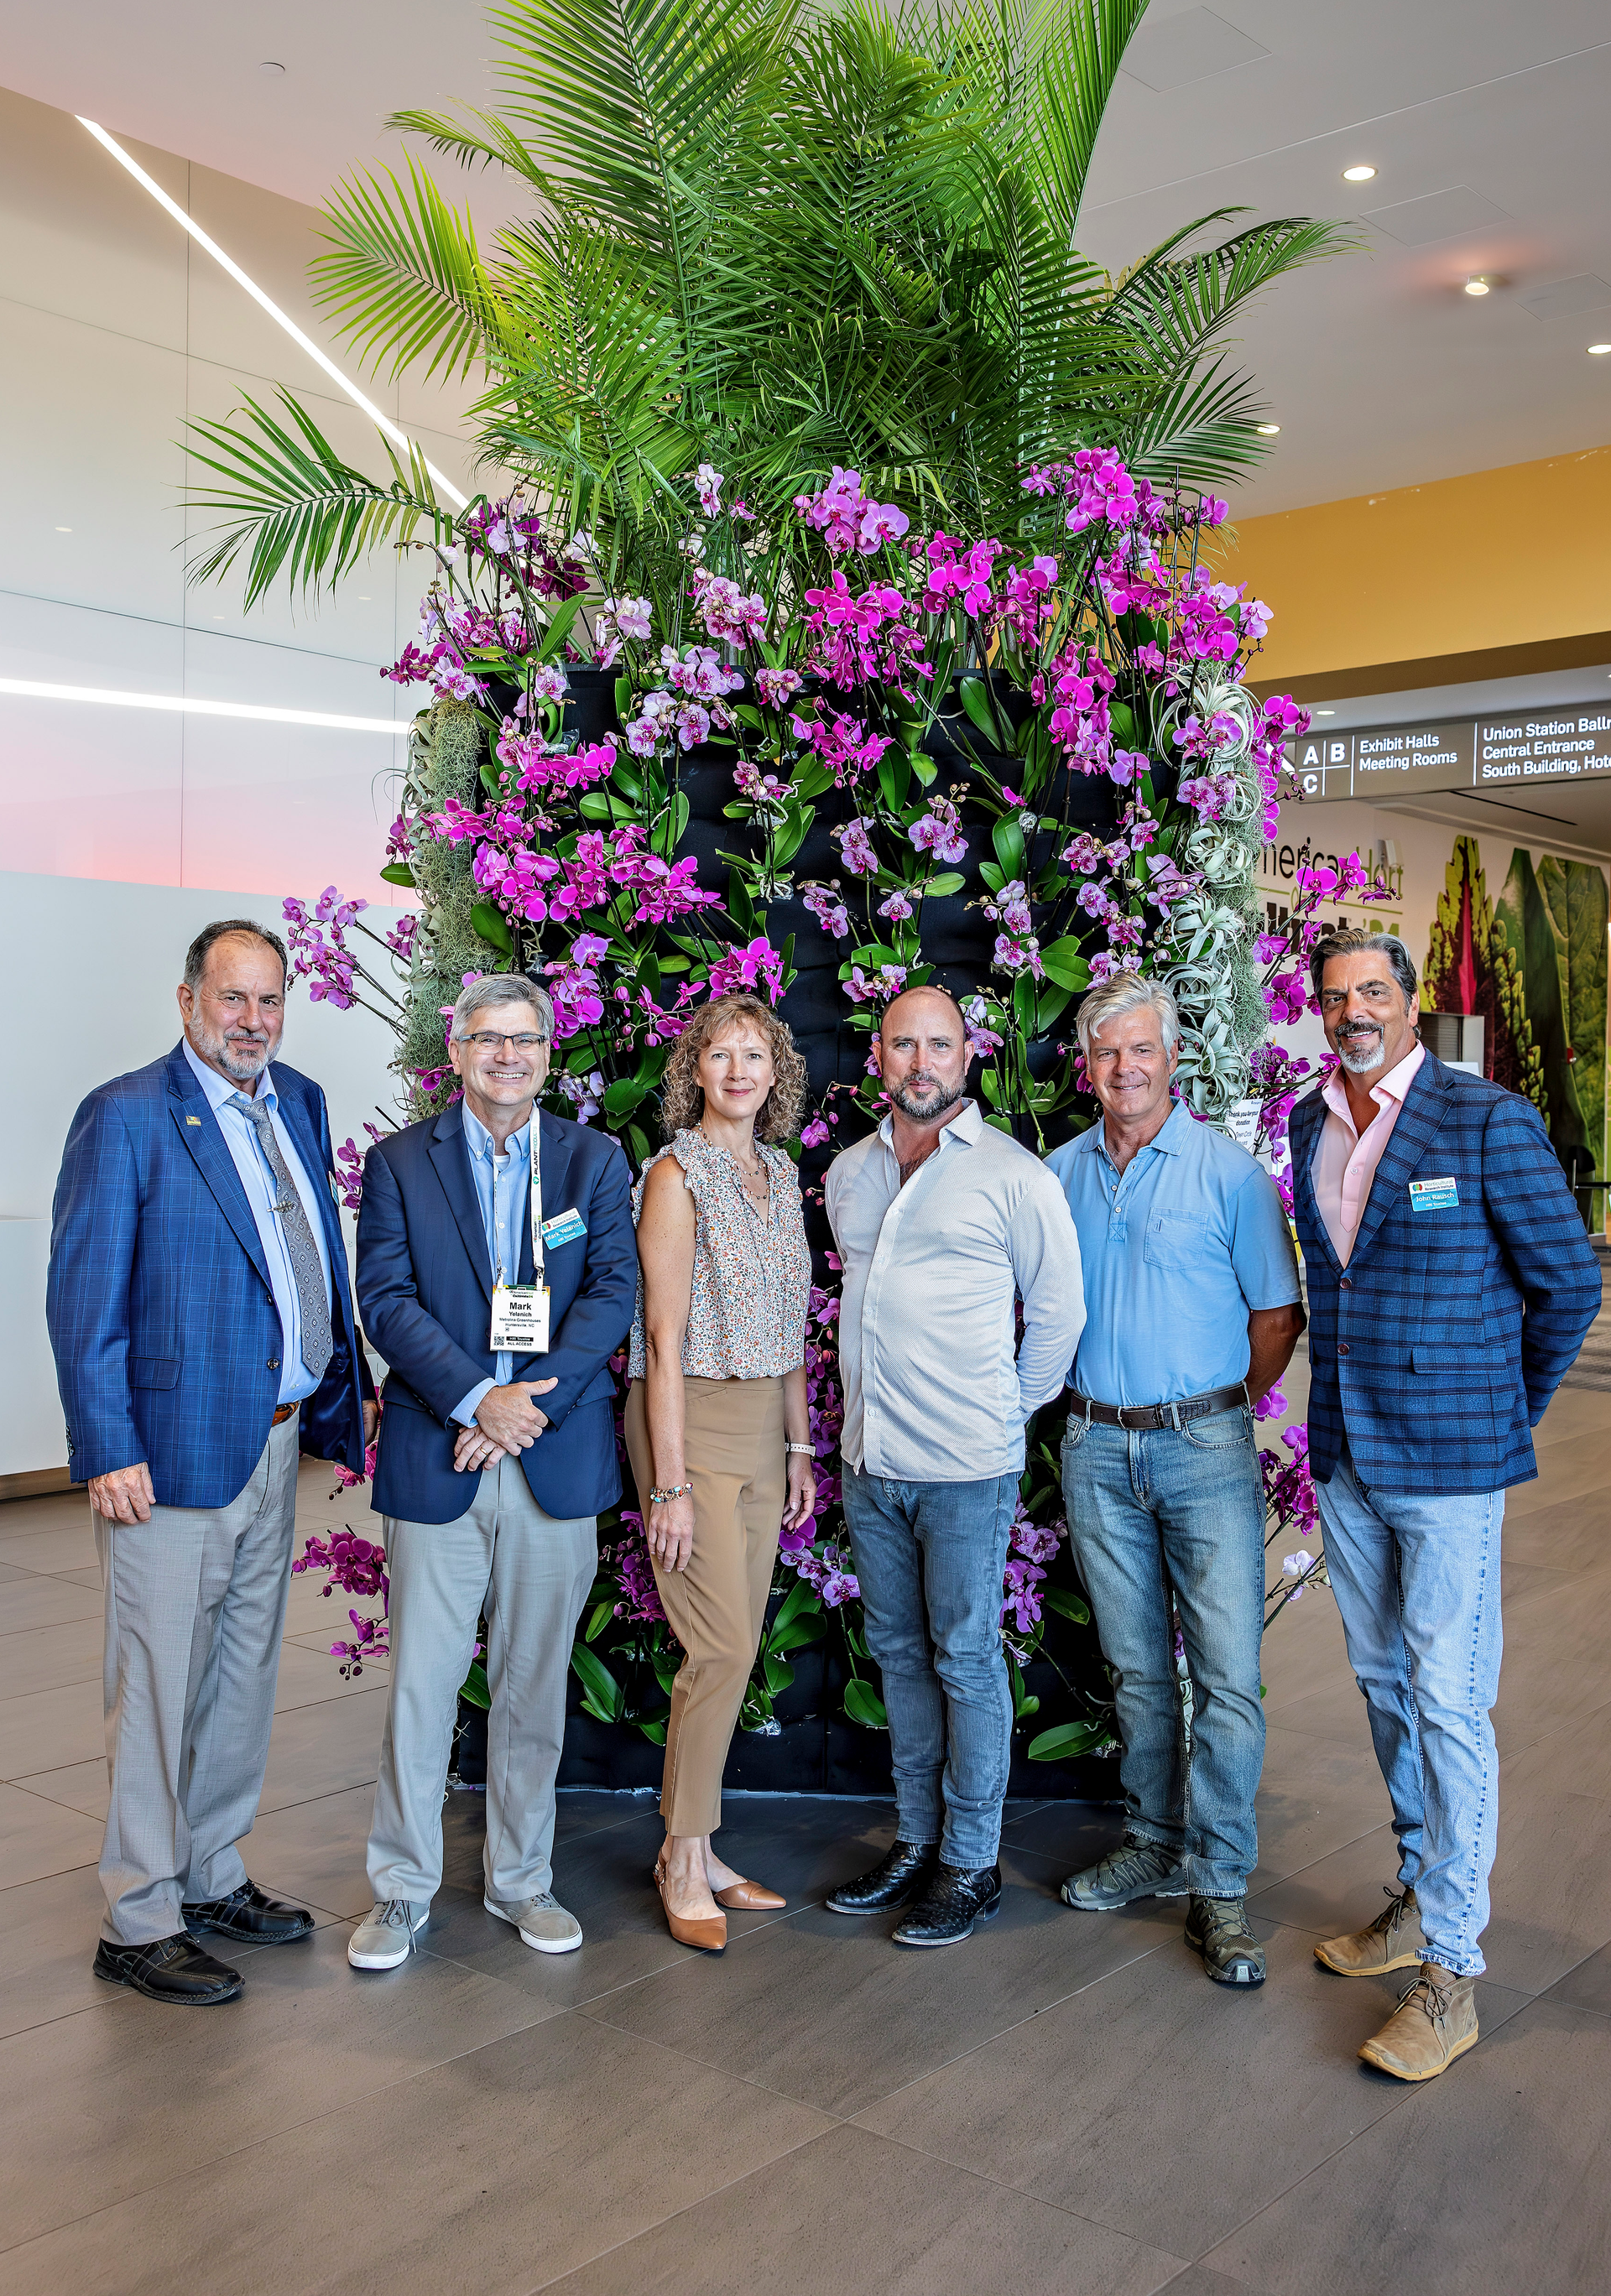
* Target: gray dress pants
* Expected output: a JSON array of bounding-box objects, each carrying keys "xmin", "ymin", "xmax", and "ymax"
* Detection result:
[
  {"xmin": 365, "ymin": 1455, "xmax": 597, "ymax": 1906},
  {"xmin": 96, "ymin": 1411, "xmax": 301, "ymax": 1945}
]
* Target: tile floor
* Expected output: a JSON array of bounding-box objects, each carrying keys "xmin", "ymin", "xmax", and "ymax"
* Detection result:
[{"xmin": 1, "ymin": 1387, "xmax": 1608, "ymax": 2294}]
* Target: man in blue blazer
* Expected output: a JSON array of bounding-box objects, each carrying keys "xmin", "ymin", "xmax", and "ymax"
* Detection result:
[
  {"xmin": 1289, "ymin": 926, "xmax": 1599, "ymax": 2081},
  {"xmin": 48, "ymin": 919, "xmax": 373, "ymax": 2006},
  {"xmin": 350, "ymin": 972, "xmax": 636, "ymax": 1970}
]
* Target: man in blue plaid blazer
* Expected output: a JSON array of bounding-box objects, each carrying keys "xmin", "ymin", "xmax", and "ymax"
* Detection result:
[
  {"xmin": 48, "ymin": 920, "xmax": 373, "ymax": 2008},
  {"xmin": 1289, "ymin": 926, "xmax": 1599, "ymax": 2081}
]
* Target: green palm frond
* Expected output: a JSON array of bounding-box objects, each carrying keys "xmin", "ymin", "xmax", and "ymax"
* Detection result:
[
  {"xmin": 314, "ymin": 157, "xmax": 507, "ymax": 383},
  {"xmin": 184, "ymin": 392, "xmax": 455, "ymax": 608}
]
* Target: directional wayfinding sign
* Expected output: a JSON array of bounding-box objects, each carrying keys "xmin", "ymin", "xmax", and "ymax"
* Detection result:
[{"xmin": 1286, "ymin": 705, "xmax": 1611, "ymax": 798}]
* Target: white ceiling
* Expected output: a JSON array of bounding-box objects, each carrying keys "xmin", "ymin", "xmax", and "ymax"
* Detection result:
[{"xmin": 4, "ymin": 0, "xmax": 1610, "ymax": 516}]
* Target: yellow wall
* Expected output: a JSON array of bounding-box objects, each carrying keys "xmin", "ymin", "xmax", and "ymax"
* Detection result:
[{"xmin": 1213, "ymin": 443, "xmax": 1611, "ymax": 687}]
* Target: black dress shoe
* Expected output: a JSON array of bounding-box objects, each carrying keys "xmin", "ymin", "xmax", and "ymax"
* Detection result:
[
  {"xmin": 93, "ymin": 1933, "xmax": 244, "ymax": 2004},
  {"xmin": 826, "ymin": 1839, "xmax": 941, "ymax": 1914},
  {"xmin": 892, "ymin": 1862, "xmax": 1003, "ymax": 1947},
  {"xmin": 183, "ymin": 1880, "xmax": 314, "ymax": 1945}
]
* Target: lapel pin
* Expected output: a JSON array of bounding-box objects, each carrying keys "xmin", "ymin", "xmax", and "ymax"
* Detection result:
[{"xmin": 186, "ymin": 1114, "xmax": 202, "ymax": 1126}]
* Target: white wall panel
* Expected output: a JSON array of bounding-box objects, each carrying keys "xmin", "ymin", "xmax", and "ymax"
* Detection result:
[
  {"xmin": 0, "ymin": 93, "xmax": 189, "ymax": 351},
  {"xmin": 0, "ymin": 299, "xmax": 189, "ymax": 623}
]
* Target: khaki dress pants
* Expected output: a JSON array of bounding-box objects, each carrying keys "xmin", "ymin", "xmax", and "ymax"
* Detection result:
[{"xmin": 625, "ymin": 1375, "xmax": 785, "ymax": 1836}]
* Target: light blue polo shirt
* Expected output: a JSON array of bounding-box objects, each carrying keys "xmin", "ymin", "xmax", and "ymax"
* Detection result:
[{"xmin": 1045, "ymin": 1100, "xmax": 1300, "ymax": 1408}]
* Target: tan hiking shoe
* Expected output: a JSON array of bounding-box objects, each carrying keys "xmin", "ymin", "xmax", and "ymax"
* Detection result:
[
  {"xmin": 1314, "ymin": 1883, "xmax": 1426, "ymax": 1976},
  {"xmin": 1358, "ymin": 1962, "xmax": 1478, "ymax": 2081}
]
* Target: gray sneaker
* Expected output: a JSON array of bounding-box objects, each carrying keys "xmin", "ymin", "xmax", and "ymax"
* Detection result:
[
  {"xmin": 348, "ymin": 1898, "xmax": 429, "ymax": 1970},
  {"xmin": 485, "ymin": 1891, "xmax": 583, "ymax": 1955},
  {"xmin": 1185, "ymin": 1893, "xmax": 1266, "ymax": 1986},
  {"xmin": 1061, "ymin": 1833, "xmax": 1186, "ymax": 1911}
]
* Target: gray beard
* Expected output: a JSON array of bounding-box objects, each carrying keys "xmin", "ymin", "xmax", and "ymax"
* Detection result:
[
  {"xmin": 890, "ymin": 1076, "xmax": 965, "ymax": 1122},
  {"xmin": 190, "ymin": 1020, "xmax": 274, "ymax": 1085},
  {"xmin": 1336, "ymin": 1029, "xmax": 1386, "ymax": 1075}
]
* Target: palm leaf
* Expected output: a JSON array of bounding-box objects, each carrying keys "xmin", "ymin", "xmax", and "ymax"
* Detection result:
[{"xmin": 184, "ymin": 391, "xmax": 455, "ymax": 608}]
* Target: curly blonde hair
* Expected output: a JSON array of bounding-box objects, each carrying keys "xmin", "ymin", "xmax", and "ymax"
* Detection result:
[{"xmin": 660, "ymin": 994, "xmax": 807, "ymax": 1144}]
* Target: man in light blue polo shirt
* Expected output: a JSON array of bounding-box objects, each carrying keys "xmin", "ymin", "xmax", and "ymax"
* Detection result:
[{"xmin": 1045, "ymin": 976, "xmax": 1303, "ymax": 1988}]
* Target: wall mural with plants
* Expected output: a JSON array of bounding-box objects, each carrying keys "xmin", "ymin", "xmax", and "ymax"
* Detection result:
[{"xmin": 185, "ymin": 0, "xmax": 1360, "ymax": 1791}]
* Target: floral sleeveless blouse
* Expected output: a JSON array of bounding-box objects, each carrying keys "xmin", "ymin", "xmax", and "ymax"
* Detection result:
[{"xmin": 628, "ymin": 1127, "xmax": 811, "ymax": 1380}]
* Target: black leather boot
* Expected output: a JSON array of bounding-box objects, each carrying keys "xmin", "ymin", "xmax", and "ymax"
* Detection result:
[
  {"xmin": 892, "ymin": 1862, "xmax": 1003, "ymax": 1947},
  {"xmin": 826, "ymin": 1839, "xmax": 941, "ymax": 1914}
]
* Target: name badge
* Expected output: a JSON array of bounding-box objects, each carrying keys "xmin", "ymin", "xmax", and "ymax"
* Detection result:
[
  {"xmin": 490, "ymin": 1283, "xmax": 550, "ymax": 1353},
  {"xmin": 540, "ymin": 1207, "xmax": 587, "ymax": 1250},
  {"xmin": 1410, "ymin": 1177, "xmax": 1459, "ymax": 1211}
]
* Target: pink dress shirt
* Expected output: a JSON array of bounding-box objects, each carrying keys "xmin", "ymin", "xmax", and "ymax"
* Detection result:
[{"xmin": 1311, "ymin": 1043, "xmax": 1426, "ymax": 1266}]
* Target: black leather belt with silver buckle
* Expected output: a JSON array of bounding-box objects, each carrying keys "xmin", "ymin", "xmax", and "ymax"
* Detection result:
[
  {"xmin": 271, "ymin": 1402, "xmax": 300, "ymax": 1427},
  {"xmin": 1071, "ymin": 1384, "xmax": 1249, "ymax": 1432}
]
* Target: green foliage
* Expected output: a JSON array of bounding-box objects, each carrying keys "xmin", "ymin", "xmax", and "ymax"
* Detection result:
[
  {"xmin": 1540, "ymin": 855, "xmax": 1608, "ymax": 1178},
  {"xmin": 1424, "ymin": 836, "xmax": 1545, "ymax": 1112},
  {"xmin": 178, "ymin": 0, "xmax": 1350, "ymax": 609},
  {"xmin": 1498, "ymin": 850, "xmax": 1584, "ymax": 1153}
]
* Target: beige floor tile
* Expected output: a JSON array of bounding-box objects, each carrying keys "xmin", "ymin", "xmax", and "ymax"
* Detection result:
[
  {"xmin": 540, "ymin": 2122, "xmax": 1189, "ymax": 2296},
  {"xmin": 0, "ymin": 2010, "xmax": 833, "ymax": 2293},
  {"xmin": 0, "ymin": 1519, "xmax": 102, "ymax": 1576},
  {"xmin": 269, "ymin": 1638, "xmax": 386, "ymax": 1710},
  {"xmin": 0, "ymin": 1921, "xmax": 558, "ymax": 2251},
  {"xmin": 0, "ymin": 1679, "xmax": 106, "ymax": 1783},
  {"xmin": 0, "ymin": 1861, "xmax": 122, "ymax": 2038},
  {"xmin": 256, "ymin": 1687, "xmax": 388, "ymax": 1814},
  {"xmin": 1203, "ymin": 1997, "xmax": 1611, "ymax": 2295},
  {"xmin": 10, "ymin": 1757, "xmax": 110, "ymax": 1821},
  {"xmin": 0, "ymin": 1573, "xmax": 105, "ymax": 1635},
  {"xmin": 237, "ymin": 1783, "xmax": 380, "ymax": 1919},
  {"xmin": 0, "ymin": 1779, "xmax": 104, "ymax": 1890},
  {"xmin": 0, "ymin": 1614, "xmax": 105, "ymax": 1701},
  {"xmin": 856, "ymin": 1927, "xmax": 1530, "ymax": 2262}
]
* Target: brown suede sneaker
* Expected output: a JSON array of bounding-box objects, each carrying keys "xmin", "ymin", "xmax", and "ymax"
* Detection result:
[
  {"xmin": 1314, "ymin": 1883, "xmax": 1426, "ymax": 1976},
  {"xmin": 1358, "ymin": 1962, "xmax": 1479, "ymax": 2081}
]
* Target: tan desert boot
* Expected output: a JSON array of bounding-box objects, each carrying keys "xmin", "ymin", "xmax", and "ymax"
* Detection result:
[
  {"xmin": 1358, "ymin": 1962, "xmax": 1479, "ymax": 2080},
  {"xmin": 1314, "ymin": 1883, "xmax": 1426, "ymax": 1976}
]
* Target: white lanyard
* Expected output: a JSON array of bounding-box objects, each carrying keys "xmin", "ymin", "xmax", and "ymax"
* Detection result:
[{"xmin": 489, "ymin": 1120, "xmax": 549, "ymax": 1353}]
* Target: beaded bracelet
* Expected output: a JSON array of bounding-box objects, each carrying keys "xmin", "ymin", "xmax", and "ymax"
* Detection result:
[{"xmin": 648, "ymin": 1482, "xmax": 693, "ymax": 1503}]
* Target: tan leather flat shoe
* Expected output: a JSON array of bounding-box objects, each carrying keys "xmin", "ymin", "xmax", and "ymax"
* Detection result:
[
  {"xmin": 714, "ymin": 1878, "xmax": 787, "ymax": 1911},
  {"xmin": 654, "ymin": 1861, "xmax": 727, "ymax": 1954}
]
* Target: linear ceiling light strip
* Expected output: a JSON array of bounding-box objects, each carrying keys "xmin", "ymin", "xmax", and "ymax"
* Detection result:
[
  {"xmin": 0, "ymin": 677, "xmax": 409, "ymax": 735},
  {"xmin": 77, "ymin": 117, "xmax": 470, "ymax": 512}
]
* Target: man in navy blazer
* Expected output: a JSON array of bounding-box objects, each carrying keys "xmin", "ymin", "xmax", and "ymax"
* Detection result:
[
  {"xmin": 1289, "ymin": 926, "xmax": 1599, "ymax": 2081},
  {"xmin": 349, "ymin": 971, "xmax": 636, "ymax": 1970},
  {"xmin": 47, "ymin": 919, "xmax": 373, "ymax": 2007}
]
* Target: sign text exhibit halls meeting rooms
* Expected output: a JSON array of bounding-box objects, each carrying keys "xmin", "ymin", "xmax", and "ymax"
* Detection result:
[{"xmin": 1286, "ymin": 707, "xmax": 1611, "ymax": 799}]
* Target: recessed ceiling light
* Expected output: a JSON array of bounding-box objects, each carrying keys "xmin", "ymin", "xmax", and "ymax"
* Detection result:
[
  {"xmin": 1464, "ymin": 278, "xmax": 1490, "ymax": 296},
  {"xmin": 1342, "ymin": 164, "xmax": 1376, "ymax": 183},
  {"xmin": 258, "ymin": 60, "xmax": 285, "ymax": 75},
  {"xmin": 1315, "ymin": 710, "xmax": 1335, "ymax": 717},
  {"xmin": 1256, "ymin": 422, "xmax": 1281, "ymax": 435},
  {"xmin": 1590, "ymin": 343, "xmax": 1611, "ymax": 356},
  {"xmin": 55, "ymin": 524, "xmax": 71, "ymax": 532}
]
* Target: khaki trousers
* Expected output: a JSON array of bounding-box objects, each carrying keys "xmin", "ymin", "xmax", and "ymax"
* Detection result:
[{"xmin": 625, "ymin": 1375, "xmax": 785, "ymax": 1836}]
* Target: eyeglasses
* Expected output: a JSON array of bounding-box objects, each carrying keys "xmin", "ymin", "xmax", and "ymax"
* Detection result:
[
  {"xmin": 1318, "ymin": 984, "xmax": 1399, "ymax": 1013},
  {"xmin": 460, "ymin": 1031, "xmax": 548, "ymax": 1051}
]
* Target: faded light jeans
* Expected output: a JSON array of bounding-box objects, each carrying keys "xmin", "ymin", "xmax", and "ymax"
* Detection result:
[
  {"xmin": 841, "ymin": 1467, "xmax": 1019, "ymax": 1870},
  {"xmin": 1061, "ymin": 1405, "xmax": 1266, "ymax": 1898},
  {"xmin": 1316, "ymin": 1446, "xmax": 1504, "ymax": 1977}
]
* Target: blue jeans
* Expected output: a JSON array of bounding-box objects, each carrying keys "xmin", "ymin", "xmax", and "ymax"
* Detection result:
[
  {"xmin": 841, "ymin": 1467, "xmax": 1019, "ymax": 1869},
  {"xmin": 1061, "ymin": 1406, "xmax": 1266, "ymax": 1897},
  {"xmin": 1316, "ymin": 1447, "xmax": 1504, "ymax": 1977}
]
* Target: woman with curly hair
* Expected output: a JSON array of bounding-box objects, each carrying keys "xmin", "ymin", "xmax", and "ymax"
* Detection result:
[{"xmin": 624, "ymin": 992, "xmax": 816, "ymax": 1950}]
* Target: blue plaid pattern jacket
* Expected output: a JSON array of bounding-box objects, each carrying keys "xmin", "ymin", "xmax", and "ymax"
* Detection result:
[
  {"xmin": 47, "ymin": 1044, "xmax": 370, "ymax": 1507},
  {"xmin": 1290, "ymin": 1052, "xmax": 1601, "ymax": 1493}
]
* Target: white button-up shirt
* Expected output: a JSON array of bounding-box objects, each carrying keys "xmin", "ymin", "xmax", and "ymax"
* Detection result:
[{"xmin": 826, "ymin": 1099, "xmax": 1086, "ymax": 1483}]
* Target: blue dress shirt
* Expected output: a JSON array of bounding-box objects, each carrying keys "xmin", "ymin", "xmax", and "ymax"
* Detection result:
[
  {"xmin": 181, "ymin": 1036, "xmax": 334, "ymax": 1405},
  {"xmin": 450, "ymin": 1101, "xmax": 534, "ymax": 1428},
  {"xmin": 1045, "ymin": 1099, "xmax": 1301, "ymax": 1408}
]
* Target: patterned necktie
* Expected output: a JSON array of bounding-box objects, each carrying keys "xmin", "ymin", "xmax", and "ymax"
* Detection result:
[{"xmin": 228, "ymin": 1093, "xmax": 333, "ymax": 1382}]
